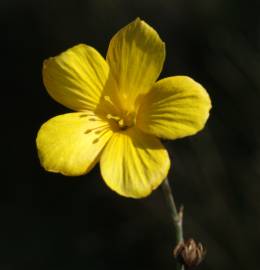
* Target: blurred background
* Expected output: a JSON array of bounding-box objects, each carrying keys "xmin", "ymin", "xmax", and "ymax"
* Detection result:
[{"xmin": 1, "ymin": 0, "xmax": 259, "ymax": 269}]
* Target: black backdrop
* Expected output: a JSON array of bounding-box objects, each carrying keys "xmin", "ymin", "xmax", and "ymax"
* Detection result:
[{"xmin": 1, "ymin": 0, "xmax": 259, "ymax": 269}]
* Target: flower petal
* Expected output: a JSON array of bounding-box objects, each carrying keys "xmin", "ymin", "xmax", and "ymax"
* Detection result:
[
  {"xmin": 43, "ymin": 44, "xmax": 109, "ymax": 111},
  {"xmin": 136, "ymin": 76, "xmax": 211, "ymax": 139},
  {"xmin": 100, "ymin": 128, "xmax": 170, "ymax": 198},
  {"xmin": 106, "ymin": 18, "xmax": 165, "ymax": 110},
  {"xmin": 36, "ymin": 112, "xmax": 113, "ymax": 176}
]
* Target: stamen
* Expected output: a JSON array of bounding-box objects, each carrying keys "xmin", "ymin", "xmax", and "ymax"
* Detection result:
[
  {"xmin": 106, "ymin": 114, "xmax": 121, "ymax": 121},
  {"xmin": 84, "ymin": 124, "xmax": 109, "ymax": 134},
  {"xmin": 95, "ymin": 128, "xmax": 109, "ymax": 136},
  {"xmin": 92, "ymin": 138, "xmax": 99, "ymax": 144},
  {"xmin": 92, "ymin": 128, "xmax": 109, "ymax": 144},
  {"xmin": 88, "ymin": 118, "xmax": 98, "ymax": 121},
  {"xmin": 104, "ymin": 95, "xmax": 113, "ymax": 104},
  {"xmin": 79, "ymin": 112, "xmax": 96, "ymax": 118},
  {"xmin": 87, "ymin": 117, "xmax": 105, "ymax": 123},
  {"xmin": 95, "ymin": 126, "xmax": 109, "ymax": 134},
  {"xmin": 118, "ymin": 119, "xmax": 125, "ymax": 127},
  {"xmin": 103, "ymin": 95, "xmax": 121, "ymax": 114}
]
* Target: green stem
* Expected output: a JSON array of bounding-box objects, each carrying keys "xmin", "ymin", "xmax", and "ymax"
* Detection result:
[{"xmin": 161, "ymin": 177, "xmax": 184, "ymax": 270}]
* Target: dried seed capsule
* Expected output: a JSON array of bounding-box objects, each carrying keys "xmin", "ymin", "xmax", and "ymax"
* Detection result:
[{"xmin": 173, "ymin": 239, "xmax": 206, "ymax": 268}]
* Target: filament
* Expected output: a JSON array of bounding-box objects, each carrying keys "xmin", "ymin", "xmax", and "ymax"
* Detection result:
[{"xmin": 84, "ymin": 124, "xmax": 109, "ymax": 134}]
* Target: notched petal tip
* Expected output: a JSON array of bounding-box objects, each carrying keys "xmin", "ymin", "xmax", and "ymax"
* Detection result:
[{"xmin": 42, "ymin": 44, "xmax": 87, "ymax": 70}]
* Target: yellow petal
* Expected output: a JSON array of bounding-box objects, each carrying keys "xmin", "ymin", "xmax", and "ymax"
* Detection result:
[
  {"xmin": 136, "ymin": 76, "xmax": 211, "ymax": 139},
  {"xmin": 106, "ymin": 18, "xmax": 165, "ymax": 110},
  {"xmin": 43, "ymin": 44, "xmax": 109, "ymax": 111},
  {"xmin": 100, "ymin": 128, "xmax": 170, "ymax": 198},
  {"xmin": 36, "ymin": 112, "xmax": 113, "ymax": 176}
]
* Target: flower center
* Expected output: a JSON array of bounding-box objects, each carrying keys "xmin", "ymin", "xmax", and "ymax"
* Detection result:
[{"xmin": 103, "ymin": 95, "xmax": 135, "ymax": 131}]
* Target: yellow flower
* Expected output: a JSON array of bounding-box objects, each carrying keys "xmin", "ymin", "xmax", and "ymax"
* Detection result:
[{"xmin": 36, "ymin": 18, "xmax": 211, "ymax": 198}]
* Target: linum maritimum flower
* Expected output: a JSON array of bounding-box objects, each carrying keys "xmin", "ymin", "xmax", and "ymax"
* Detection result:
[{"xmin": 36, "ymin": 18, "xmax": 211, "ymax": 198}]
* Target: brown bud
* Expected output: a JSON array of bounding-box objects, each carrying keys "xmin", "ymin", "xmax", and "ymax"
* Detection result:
[{"xmin": 173, "ymin": 239, "xmax": 206, "ymax": 268}]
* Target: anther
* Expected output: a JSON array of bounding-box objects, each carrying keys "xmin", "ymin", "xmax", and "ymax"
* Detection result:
[
  {"xmin": 79, "ymin": 113, "xmax": 95, "ymax": 118},
  {"xmin": 104, "ymin": 95, "xmax": 112, "ymax": 102},
  {"xmin": 118, "ymin": 119, "xmax": 125, "ymax": 127},
  {"xmin": 106, "ymin": 114, "xmax": 112, "ymax": 119},
  {"xmin": 88, "ymin": 118, "xmax": 97, "ymax": 121},
  {"xmin": 92, "ymin": 138, "xmax": 99, "ymax": 144},
  {"xmin": 95, "ymin": 129, "xmax": 104, "ymax": 134},
  {"xmin": 103, "ymin": 95, "xmax": 116, "ymax": 108}
]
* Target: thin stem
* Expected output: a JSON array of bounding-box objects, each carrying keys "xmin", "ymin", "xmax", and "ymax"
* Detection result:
[{"xmin": 161, "ymin": 177, "xmax": 184, "ymax": 270}]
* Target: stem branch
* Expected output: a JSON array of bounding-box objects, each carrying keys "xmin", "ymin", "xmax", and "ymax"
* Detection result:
[{"xmin": 161, "ymin": 177, "xmax": 184, "ymax": 270}]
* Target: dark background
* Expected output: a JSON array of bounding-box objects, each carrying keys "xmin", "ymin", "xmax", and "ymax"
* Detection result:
[{"xmin": 1, "ymin": 0, "xmax": 259, "ymax": 269}]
